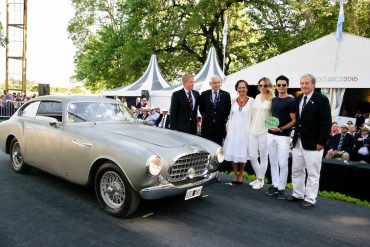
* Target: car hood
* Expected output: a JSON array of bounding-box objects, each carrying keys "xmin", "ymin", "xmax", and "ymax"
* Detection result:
[{"xmin": 110, "ymin": 124, "xmax": 201, "ymax": 148}]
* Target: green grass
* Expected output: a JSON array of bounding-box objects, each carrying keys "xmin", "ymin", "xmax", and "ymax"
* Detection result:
[{"xmin": 222, "ymin": 171, "xmax": 370, "ymax": 208}]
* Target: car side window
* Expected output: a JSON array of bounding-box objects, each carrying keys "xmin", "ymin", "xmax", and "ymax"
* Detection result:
[
  {"xmin": 20, "ymin": 101, "xmax": 41, "ymax": 117},
  {"xmin": 36, "ymin": 101, "xmax": 63, "ymax": 122}
]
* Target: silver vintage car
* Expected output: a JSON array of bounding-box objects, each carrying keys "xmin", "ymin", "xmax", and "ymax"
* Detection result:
[{"xmin": 0, "ymin": 95, "xmax": 224, "ymax": 217}]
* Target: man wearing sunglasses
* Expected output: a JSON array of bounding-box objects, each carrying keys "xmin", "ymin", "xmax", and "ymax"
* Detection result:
[{"xmin": 265, "ymin": 75, "xmax": 296, "ymax": 200}]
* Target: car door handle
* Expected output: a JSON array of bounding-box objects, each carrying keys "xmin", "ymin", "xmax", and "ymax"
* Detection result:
[{"xmin": 72, "ymin": 139, "xmax": 92, "ymax": 148}]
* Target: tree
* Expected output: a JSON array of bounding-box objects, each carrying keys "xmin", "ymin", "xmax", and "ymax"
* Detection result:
[{"xmin": 68, "ymin": 0, "xmax": 370, "ymax": 91}]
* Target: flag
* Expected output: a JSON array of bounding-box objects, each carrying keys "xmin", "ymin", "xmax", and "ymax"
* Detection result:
[
  {"xmin": 222, "ymin": 18, "xmax": 228, "ymax": 48},
  {"xmin": 336, "ymin": 0, "xmax": 345, "ymax": 41}
]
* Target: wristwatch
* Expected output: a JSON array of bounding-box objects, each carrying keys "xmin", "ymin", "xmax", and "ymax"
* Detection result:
[{"xmin": 280, "ymin": 127, "xmax": 283, "ymax": 132}]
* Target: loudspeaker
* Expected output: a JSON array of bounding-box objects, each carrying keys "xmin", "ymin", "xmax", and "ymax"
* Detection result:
[
  {"xmin": 38, "ymin": 84, "xmax": 50, "ymax": 96},
  {"xmin": 141, "ymin": 90, "xmax": 150, "ymax": 100}
]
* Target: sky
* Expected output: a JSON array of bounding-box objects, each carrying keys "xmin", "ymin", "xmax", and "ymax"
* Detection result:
[{"xmin": 0, "ymin": 0, "xmax": 76, "ymax": 88}]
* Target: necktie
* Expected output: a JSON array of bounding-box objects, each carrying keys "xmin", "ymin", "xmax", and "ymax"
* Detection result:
[
  {"xmin": 160, "ymin": 115, "xmax": 165, "ymax": 128},
  {"xmin": 188, "ymin": 91, "xmax": 193, "ymax": 110},
  {"xmin": 337, "ymin": 134, "xmax": 344, "ymax": 150},
  {"xmin": 213, "ymin": 91, "xmax": 218, "ymax": 104},
  {"xmin": 302, "ymin": 96, "xmax": 307, "ymax": 111}
]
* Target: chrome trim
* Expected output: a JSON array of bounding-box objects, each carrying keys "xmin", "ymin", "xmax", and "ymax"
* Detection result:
[
  {"xmin": 140, "ymin": 171, "xmax": 218, "ymax": 200},
  {"xmin": 72, "ymin": 139, "xmax": 93, "ymax": 148},
  {"xmin": 167, "ymin": 151, "xmax": 210, "ymax": 183}
]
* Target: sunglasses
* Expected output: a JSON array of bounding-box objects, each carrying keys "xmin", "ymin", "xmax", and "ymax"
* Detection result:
[
  {"xmin": 258, "ymin": 84, "xmax": 268, "ymax": 88},
  {"xmin": 276, "ymin": 84, "xmax": 287, "ymax": 87}
]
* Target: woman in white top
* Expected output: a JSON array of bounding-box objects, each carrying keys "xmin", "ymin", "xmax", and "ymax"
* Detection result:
[
  {"xmin": 249, "ymin": 77, "xmax": 274, "ymax": 189},
  {"xmin": 223, "ymin": 80, "xmax": 254, "ymax": 184}
]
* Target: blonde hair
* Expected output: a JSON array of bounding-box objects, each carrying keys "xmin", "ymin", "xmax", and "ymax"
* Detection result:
[{"xmin": 258, "ymin": 77, "xmax": 274, "ymax": 101}]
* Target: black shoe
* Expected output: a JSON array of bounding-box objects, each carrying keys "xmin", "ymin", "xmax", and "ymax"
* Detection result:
[
  {"xmin": 276, "ymin": 190, "xmax": 286, "ymax": 200},
  {"xmin": 265, "ymin": 186, "xmax": 278, "ymax": 196},
  {"xmin": 301, "ymin": 201, "xmax": 315, "ymax": 209},
  {"xmin": 286, "ymin": 195, "xmax": 304, "ymax": 202}
]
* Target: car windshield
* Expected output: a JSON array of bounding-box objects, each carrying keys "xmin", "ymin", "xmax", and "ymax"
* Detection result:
[{"xmin": 67, "ymin": 102, "xmax": 136, "ymax": 123}]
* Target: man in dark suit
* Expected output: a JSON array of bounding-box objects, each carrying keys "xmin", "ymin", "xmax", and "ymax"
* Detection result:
[
  {"xmin": 288, "ymin": 74, "xmax": 332, "ymax": 208},
  {"xmin": 170, "ymin": 74, "xmax": 200, "ymax": 135},
  {"xmin": 199, "ymin": 75, "xmax": 231, "ymax": 146},
  {"xmin": 325, "ymin": 123, "xmax": 354, "ymax": 161},
  {"xmin": 156, "ymin": 109, "xmax": 170, "ymax": 129}
]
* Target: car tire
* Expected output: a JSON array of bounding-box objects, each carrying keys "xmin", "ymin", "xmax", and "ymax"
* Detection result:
[
  {"xmin": 10, "ymin": 138, "xmax": 30, "ymax": 174},
  {"xmin": 94, "ymin": 162, "xmax": 140, "ymax": 218}
]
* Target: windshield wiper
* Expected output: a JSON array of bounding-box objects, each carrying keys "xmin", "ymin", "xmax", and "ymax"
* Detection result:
[{"xmin": 67, "ymin": 110, "xmax": 96, "ymax": 125}]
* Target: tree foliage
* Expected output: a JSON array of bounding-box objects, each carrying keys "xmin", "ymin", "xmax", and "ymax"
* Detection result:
[{"xmin": 68, "ymin": 0, "xmax": 370, "ymax": 91}]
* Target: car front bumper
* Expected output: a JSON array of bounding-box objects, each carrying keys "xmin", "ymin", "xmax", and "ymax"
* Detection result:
[{"xmin": 140, "ymin": 171, "xmax": 219, "ymax": 200}]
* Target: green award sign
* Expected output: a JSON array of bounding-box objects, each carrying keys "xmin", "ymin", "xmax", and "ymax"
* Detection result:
[{"xmin": 264, "ymin": 117, "xmax": 280, "ymax": 129}]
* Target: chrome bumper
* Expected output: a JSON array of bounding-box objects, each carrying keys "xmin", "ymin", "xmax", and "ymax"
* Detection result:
[{"xmin": 140, "ymin": 171, "xmax": 219, "ymax": 200}]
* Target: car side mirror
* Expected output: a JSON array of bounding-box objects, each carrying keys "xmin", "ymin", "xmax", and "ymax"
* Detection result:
[{"xmin": 49, "ymin": 118, "xmax": 59, "ymax": 127}]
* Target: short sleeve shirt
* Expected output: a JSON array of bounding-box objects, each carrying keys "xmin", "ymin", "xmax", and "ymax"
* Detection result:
[{"xmin": 268, "ymin": 97, "xmax": 295, "ymax": 136}]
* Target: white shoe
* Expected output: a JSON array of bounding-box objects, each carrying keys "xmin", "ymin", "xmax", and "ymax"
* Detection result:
[
  {"xmin": 252, "ymin": 180, "xmax": 264, "ymax": 190},
  {"xmin": 249, "ymin": 179, "xmax": 258, "ymax": 187}
]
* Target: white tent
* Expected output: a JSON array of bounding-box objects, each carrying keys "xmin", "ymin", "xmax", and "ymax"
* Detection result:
[
  {"xmin": 224, "ymin": 32, "xmax": 370, "ymax": 94},
  {"xmin": 102, "ymin": 54, "xmax": 170, "ymax": 97},
  {"xmin": 223, "ymin": 33, "xmax": 370, "ymax": 117},
  {"xmin": 150, "ymin": 47, "xmax": 225, "ymax": 109}
]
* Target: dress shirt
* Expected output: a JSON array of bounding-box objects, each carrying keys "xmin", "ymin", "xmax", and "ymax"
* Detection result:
[
  {"xmin": 184, "ymin": 88, "xmax": 195, "ymax": 110},
  {"xmin": 212, "ymin": 90, "xmax": 220, "ymax": 103},
  {"xmin": 299, "ymin": 91, "xmax": 314, "ymax": 116}
]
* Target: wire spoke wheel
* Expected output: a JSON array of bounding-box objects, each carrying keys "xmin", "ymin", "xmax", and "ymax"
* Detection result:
[
  {"xmin": 11, "ymin": 142, "xmax": 24, "ymax": 169},
  {"xmin": 100, "ymin": 171, "xmax": 126, "ymax": 209},
  {"xmin": 95, "ymin": 162, "xmax": 140, "ymax": 217},
  {"xmin": 9, "ymin": 138, "xmax": 29, "ymax": 173}
]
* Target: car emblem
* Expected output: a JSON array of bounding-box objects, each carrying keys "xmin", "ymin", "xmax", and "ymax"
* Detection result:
[{"xmin": 188, "ymin": 167, "xmax": 196, "ymax": 179}]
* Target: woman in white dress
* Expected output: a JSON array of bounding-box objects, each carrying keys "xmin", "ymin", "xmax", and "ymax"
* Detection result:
[
  {"xmin": 223, "ymin": 80, "xmax": 254, "ymax": 184},
  {"xmin": 249, "ymin": 77, "xmax": 274, "ymax": 189}
]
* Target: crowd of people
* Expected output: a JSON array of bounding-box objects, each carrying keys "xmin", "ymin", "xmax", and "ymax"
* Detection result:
[
  {"xmin": 166, "ymin": 72, "xmax": 369, "ymax": 209},
  {"xmin": 325, "ymin": 120, "xmax": 370, "ymax": 163},
  {"xmin": 0, "ymin": 91, "xmax": 37, "ymax": 117}
]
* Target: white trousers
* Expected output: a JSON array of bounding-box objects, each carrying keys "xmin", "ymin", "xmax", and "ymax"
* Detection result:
[
  {"xmin": 267, "ymin": 133, "xmax": 290, "ymax": 190},
  {"xmin": 249, "ymin": 133, "xmax": 268, "ymax": 179},
  {"xmin": 291, "ymin": 138, "xmax": 323, "ymax": 204}
]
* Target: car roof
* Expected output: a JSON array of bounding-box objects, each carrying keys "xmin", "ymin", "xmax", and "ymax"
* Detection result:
[{"xmin": 29, "ymin": 95, "xmax": 119, "ymax": 105}]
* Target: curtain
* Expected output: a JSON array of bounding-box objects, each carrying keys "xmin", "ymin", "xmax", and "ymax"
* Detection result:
[{"xmin": 321, "ymin": 88, "xmax": 346, "ymax": 117}]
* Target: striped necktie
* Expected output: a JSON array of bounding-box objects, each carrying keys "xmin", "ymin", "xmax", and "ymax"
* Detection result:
[
  {"xmin": 337, "ymin": 134, "xmax": 345, "ymax": 150},
  {"xmin": 188, "ymin": 91, "xmax": 193, "ymax": 110}
]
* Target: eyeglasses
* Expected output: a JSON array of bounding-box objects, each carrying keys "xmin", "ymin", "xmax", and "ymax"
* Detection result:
[
  {"xmin": 258, "ymin": 84, "xmax": 268, "ymax": 88},
  {"xmin": 276, "ymin": 84, "xmax": 287, "ymax": 87}
]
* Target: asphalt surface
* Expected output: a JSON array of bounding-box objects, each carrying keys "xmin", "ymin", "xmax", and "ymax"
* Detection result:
[{"xmin": 0, "ymin": 151, "xmax": 369, "ymax": 247}]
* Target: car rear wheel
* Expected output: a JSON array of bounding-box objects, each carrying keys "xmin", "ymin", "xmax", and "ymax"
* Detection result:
[
  {"xmin": 94, "ymin": 162, "xmax": 140, "ymax": 217},
  {"xmin": 10, "ymin": 138, "xmax": 30, "ymax": 173}
]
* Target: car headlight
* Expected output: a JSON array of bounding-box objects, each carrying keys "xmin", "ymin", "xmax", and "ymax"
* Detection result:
[
  {"xmin": 146, "ymin": 155, "xmax": 163, "ymax": 176},
  {"xmin": 216, "ymin": 147, "xmax": 224, "ymax": 163}
]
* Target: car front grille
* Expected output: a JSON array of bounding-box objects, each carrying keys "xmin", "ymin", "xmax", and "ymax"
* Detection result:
[{"xmin": 167, "ymin": 152, "xmax": 210, "ymax": 183}]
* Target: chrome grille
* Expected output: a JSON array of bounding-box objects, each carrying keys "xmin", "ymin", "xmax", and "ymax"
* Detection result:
[{"xmin": 168, "ymin": 152, "xmax": 210, "ymax": 183}]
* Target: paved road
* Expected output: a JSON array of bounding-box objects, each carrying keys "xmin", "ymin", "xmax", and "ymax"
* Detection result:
[{"xmin": 0, "ymin": 151, "xmax": 369, "ymax": 247}]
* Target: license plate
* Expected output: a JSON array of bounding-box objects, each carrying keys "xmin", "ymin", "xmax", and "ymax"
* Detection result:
[{"xmin": 185, "ymin": 186, "xmax": 203, "ymax": 200}]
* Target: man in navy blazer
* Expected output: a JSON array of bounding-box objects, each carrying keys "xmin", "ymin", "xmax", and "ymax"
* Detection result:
[
  {"xmin": 288, "ymin": 74, "xmax": 332, "ymax": 208},
  {"xmin": 170, "ymin": 74, "xmax": 200, "ymax": 135},
  {"xmin": 199, "ymin": 75, "xmax": 231, "ymax": 145},
  {"xmin": 325, "ymin": 123, "xmax": 354, "ymax": 161}
]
